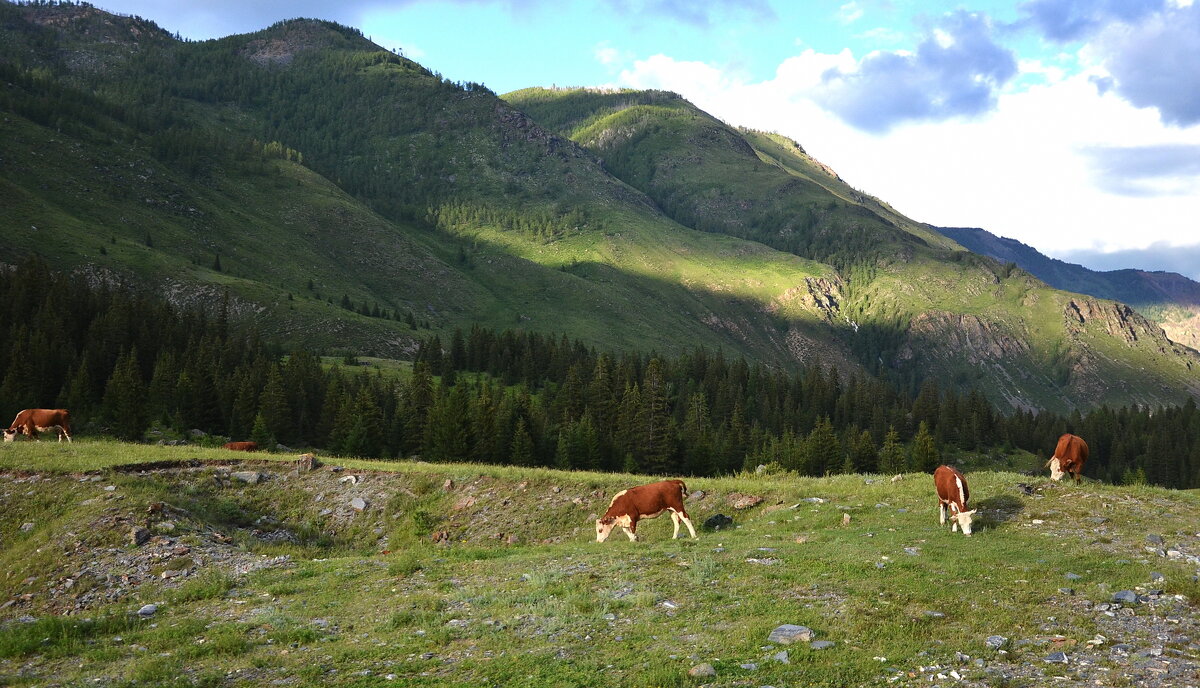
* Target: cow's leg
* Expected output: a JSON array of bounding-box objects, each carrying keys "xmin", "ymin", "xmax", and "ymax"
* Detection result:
[
  {"xmin": 670, "ymin": 511, "xmax": 681, "ymax": 539},
  {"xmin": 680, "ymin": 513, "xmax": 698, "ymax": 539},
  {"xmin": 624, "ymin": 520, "xmax": 639, "ymax": 542},
  {"xmin": 939, "ymin": 502, "xmax": 946, "ymax": 525}
]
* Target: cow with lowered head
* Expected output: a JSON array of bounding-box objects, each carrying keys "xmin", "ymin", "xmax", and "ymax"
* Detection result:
[
  {"xmin": 595, "ymin": 479, "xmax": 698, "ymax": 542},
  {"xmin": 1047, "ymin": 433, "xmax": 1088, "ymax": 483},
  {"xmin": 4, "ymin": 409, "xmax": 72, "ymax": 443},
  {"xmin": 934, "ymin": 465, "xmax": 976, "ymax": 536}
]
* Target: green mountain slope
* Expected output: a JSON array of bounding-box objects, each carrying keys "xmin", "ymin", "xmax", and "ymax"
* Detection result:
[
  {"xmin": 0, "ymin": 3, "xmax": 1196, "ymax": 412},
  {"xmin": 937, "ymin": 226, "xmax": 1200, "ymax": 350},
  {"xmin": 505, "ymin": 87, "xmax": 1200, "ymax": 411}
]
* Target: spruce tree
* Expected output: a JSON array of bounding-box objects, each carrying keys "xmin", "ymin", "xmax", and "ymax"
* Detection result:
[
  {"xmin": 879, "ymin": 427, "xmax": 905, "ymax": 474},
  {"xmin": 909, "ymin": 421, "xmax": 940, "ymax": 472}
]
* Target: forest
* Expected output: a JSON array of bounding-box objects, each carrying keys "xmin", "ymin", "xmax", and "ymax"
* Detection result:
[{"xmin": 1, "ymin": 259, "xmax": 1197, "ymax": 488}]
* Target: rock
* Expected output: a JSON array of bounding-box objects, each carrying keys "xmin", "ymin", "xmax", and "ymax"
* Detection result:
[
  {"xmin": 189, "ymin": 429, "xmax": 207, "ymax": 438},
  {"xmin": 136, "ymin": 604, "xmax": 158, "ymax": 617},
  {"xmin": 296, "ymin": 453, "xmax": 320, "ymax": 472},
  {"xmin": 800, "ymin": 497, "xmax": 826, "ymax": 504},
  {"xmin": 688, "ymin": 490, "xmax": 705, "ymax": 500},
  {"xmin": 985, "ymin": 635, "xmax": 1008, "ymax": 650},
  {"xmin": 904, "ymin": 547, "xmax": 921, "ymax": 556},
  {"xmin": 1064, "ymin": 572, "xmax": 1082, "ymax": 581},
  {"xmin": 727, "ymin": 493, "xmax": 764, "ymax": 510},
  {"xmin": 739, "ymin": 662, "xmax": 758, "ymax": 670},
  {"xmin": 890, "ymin": 474, "xmax": 904, "ymax": 482},
  {"xmin": 19, "ymin": 522, "xmax": 34, "ymax": 532},
  {"xmin": 687, "ymin": 663, "xmax": 716, "ymax": 678},
  {"xmin": 1045, "ymin": 652, "xmax": 1069, "ymax": 664},
  {"xmin": 446, "ymin": 619, "xmax": 469, "ymax": 628},
  {"xmin": 810, "ymin": 640, "xmax": 835, "ymax": 650},
  {"xmin": 442, "ymin": 479, "xmax": 454, "ymax": 491},
  {"xmin": 231, "ymin": 471, "xmax": 261, "ymax": 484},
  {"xmin": 130, "ymin": 527, "xmax": 151, "ymax": 546},
  {"xmin": 745, "ymin": 558, "xmax": 780, "ymax": 565},
  {"xmin": 505, "ymin": 534, "xmax": 519, "ymax": 545},
  {"xmin": 350, "ymin": 497, "xmax": 368, "ymax": 512},
  {"xmin": 1146, "ymin": 534, "xmax": 1164, "ymax": 545},
  {"xmin": 1150, "ymin": 571, "xmax": 1165, "ymax": 581},
  {"xmin": 1112, "ymin": 590, "xmax": 1139, "ymax": 604},
  {"xmin": 703, "ymin": 514, "xmax": 733, "ymax": 530},
  {"xmin": 339, "ymin": 475, "xmax": 358, "ymax": 485},
  {"xmin": 602, "ymin": 613, "xmax": 616, "ymax": 621},
  {"xmin": 452, "ymin": 496, "xmax": 476, "ymax": 511},
  {"xmin": 768, "ymin": 624, "xmax": 815, "ymax": 644},
  {"xmin": 773, "ymin": 650, "xmax": 789, "ymax": 664},
  {"xmin": 1059, "ymin": 588, "xmax": 1075, "ymax": 595},
  {"xmin": 924, "ymin": 611, "xmax": 945, "ymax": 618},
  {"xmin": 274, "ymin": 443, "xmax": 292, "ymax": 452}
]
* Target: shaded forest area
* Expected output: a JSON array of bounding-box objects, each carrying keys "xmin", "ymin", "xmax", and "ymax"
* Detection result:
[{"xmin": 2, "ymin": 260, "xmax": 1198, "ymax": 488}]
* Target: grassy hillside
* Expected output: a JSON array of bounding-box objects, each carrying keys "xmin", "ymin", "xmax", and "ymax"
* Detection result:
[
  {"xmin": 505, "ymin": 87, "xmax": 1200, "ymax": 410},
  {"xmin": 3, "ymin": 442, "xmax": 1200, "ymax": 686}
]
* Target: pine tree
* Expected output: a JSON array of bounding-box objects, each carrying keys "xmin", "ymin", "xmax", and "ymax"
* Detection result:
[
  {"xmin": 909, "ymin": 421, "xmax": 939, "ymax": 472},
  {"xmin": 249, "ymin": 412, "xmax": 274, "ymax": 448},
  {"xmin": 510, "ymin": 418, "xmax": 534, "ymax": 466},
  {"xmin": 879, "ymin": 427, "xmax": 905, "ymax": 474},
  {"xmin": 103, "ymin": 349, "xmax": 146, "ymax": 440},
  {"xmin": 805, "ymin": 416, "xmax": 841, "ymax": 476}
]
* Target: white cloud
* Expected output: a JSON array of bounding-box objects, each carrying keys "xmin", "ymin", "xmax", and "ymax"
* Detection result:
[
  {"xmin": 612, "ymin": 50, "xmax": 1200, "ymax": 257},
  {"xmin": 837, "ymin": 2, "xmax": 864, "ymax": 24}
]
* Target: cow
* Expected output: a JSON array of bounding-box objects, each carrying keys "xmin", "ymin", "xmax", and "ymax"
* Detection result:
[
  {"xmin": 4, "ymin": 409, "xmax": 72, "ymax": 443},
  {"xmin": 1047, "ymin": 433, "xmax": 1088, "ymax": 483},
  {"xmin": 933, "ymin": 465, "xmax": 976, "ymax": 536},
  {"xmin": 222, "ymin": 441, "xmax": 259, "ymax": 452},
  {"xmin": 595, "ymin": 479, "xmax": 698, "ymax": 543}
]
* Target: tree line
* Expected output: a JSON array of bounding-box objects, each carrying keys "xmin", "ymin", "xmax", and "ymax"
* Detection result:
[{"xmin": 2, "ymin": 259, "xmax": 1199, "ymax": 488}]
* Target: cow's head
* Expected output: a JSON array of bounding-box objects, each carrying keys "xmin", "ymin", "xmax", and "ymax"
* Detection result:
[
  {"xmin": 595, "ymin": 516, "xmax": 617, "ymax": 543},
  {"xmin": 2, "ymin": 428, "xmax": 16, "ymax": 443},
  {"xmin": 1046, "ymin": 457, "xmax": 1065, "ymax": 481},
  {"xmin": 953, "ymin": 509, "xmax": 977, "ymax": 536}
]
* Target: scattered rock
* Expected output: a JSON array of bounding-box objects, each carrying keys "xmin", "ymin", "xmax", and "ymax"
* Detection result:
[
  {"xmin": 727, "ymin": 493, "xmax": 764, "ymax": 510},
  {"xmin": 687, "ymin": 663, "xmax": 716, "ymax": 678},
  {"xmin": 1044, "ymin": 651, "xmax": 1069, "ymax": 664},
  {"xmin": 688, "ymin": 490, "xmax": 705, "ymax": 500},
  {"xmin": 505, "ymin": 534, "xmax": 519, "ymax": 545},
  {"xmin": 773, "ymin": 650, "xmax": 790, "ymax": 664},
  {"xmin": 452, "ymin": 496, "xmax": 476, "ymax": 511},
  {"xmin": 129, "ymin": 528, "xmax": 151, "ymax": 546},
  {"xmin": 1150, "ymin": 571, "xmax": 1165, "ymax": 581},
  {"xmin": 1146, "ymin": 534, "xmax": 1164, "ymax": 546},
  {"xmin": 1059, "ymin": 588, "xmax": 1075, "ymax": 595},
  {"xmin": 810, "ymin": 640, "xmax": 835, "ymax": 650},
  {"xmin": 339, "ymin": 475, "xmax": 358, "ymax": 486},
  {"xmin": 350, "ymin": 497, "xmax": 368, "ymax": 512},
  {"xmin": 739, "ymin": 662, "xmax": 758, "ymax": 670},
  {"xmin": 1064, "ymin": 572, "xmax": 1082, "ymax": 581},
  {"xmin": 296, "ymin": 453, "xmax": 320, "ymax": 472},
  {"xmin": 231, "ymin": 471, "xmax": 261, "ymax": 484},
  {"xmin": 136, "ymin": 604, "xmax": 157, "ymax": 617},
  {"xmin": 904, "ymin": 547, "xmax": 921, "ymax": 556},
  {"xmin": 442, "ymin": 479, "xmax": 454, "ymax": 491},
  {"xmin": 703, "ymin": 514, "xmax": 733, "ymax": 530},
  {"xmin": 768, "ymin": 624, "xmax": 815, "ymax": 644},
  {"xmin": 745, "ymin": 558, "xmax": 779, "ymax": 566},
  {"xmin": 986, "ymin": 635, "xmax": 1008, "ymax": 650},
  {"xmin": 1112, "ymin": 590, "xmax": 1139, "ymax": 604},
  {"xmin": 800, "ymin": 497, "xmax": 826, "ymax": 504},
  {"xmin": 20, "ymin": 522, "xmax": 34, "ymax": 532}
]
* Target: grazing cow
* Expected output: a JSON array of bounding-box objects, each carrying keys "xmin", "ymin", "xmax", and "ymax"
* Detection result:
[
  {"xmin": 595, "ymin": 479, "xmax": 697, "ymax": 543},
  {"xmin": 222, "ymin": 441, "xmax": 259, "ymax": 452},
  {"xmin": 1047, "ymin": 433, "xmax": 1088, "ymax": 483},
  {"xmin": 4, "ymin": 409, "xmax": 72, "ymax": 443},
  {"xmin": 933, "ymin": 465, "xmax": 976, "ymax": 536}
]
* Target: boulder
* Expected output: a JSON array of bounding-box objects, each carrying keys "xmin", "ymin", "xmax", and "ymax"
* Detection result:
[
  {"xmin": 350, "ymin": 497, "xmax": 368, "ymax": 512},
  {"xmin": 703, "ymin": 514, "xmax": 733, "ymax": 530},
  {"xmin": 129, "ymin": 527, "xmax": 151, "ymax": 546},
  {"xmin": 1112, "ymin": 590, "xmax": 1139, "ymax": 604},
  {"xmin": 231, "ymin": 471, "xmax": 262, "ymax": 484},
  {"xmin": 768, "ymin": 624, "xmax": 815, "ymax": 644},
  {"xmin": 687, "ymin": 663, "xmax": 716, "ymax": 678},
  {"xmin": 137, "ymin": 604, "xmax": 158, "ymax": 617},
  {"xmin": 727, "ymin": 493, "xmax": 763, "ymax": 510},
  {"xmin": 296, "ymin": 454, "xmax": 320, "ymax": 472}
]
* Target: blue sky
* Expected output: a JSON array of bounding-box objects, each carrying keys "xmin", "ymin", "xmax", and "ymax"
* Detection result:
[{"xmin": 95, "ymin": 0, "xmax": 1200, "ymax": 278}]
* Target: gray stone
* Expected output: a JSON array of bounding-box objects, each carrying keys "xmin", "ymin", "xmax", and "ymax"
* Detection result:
[
  {"xmin": 687, "ymin": 663, "xmax": 716, "ymax": 678},
  {"xmin": 1064, "ymin": 572, "xmax": 1082, "ymax": 581},
  {"xmin": 1112, "ymin": 590, "xmax": 1139, "ymax": 604},
  {"xmin": 1111, "ymin": 644, "xmax": 1133, "ymax": 655},
  {"xmin": 350, "ymin": 497, "xmax": 368, "ymax": 511},
  {"xmin": 773, "ymin": 650, "xmax": 790, "ymax": 664},
  {"xmin": 985, "ymin": 635, "xmax": 1008, "ymax": 650},
  {"xmin": 1045, "ymin": 652, "xmax": 1068, "ymax": 664},
  {"xmin": 189, "ymin": 429, "xmax": 207, "ymax": 438},
  {"xmin": 1150, "ymin": 571, "xmax": 1165, "ymax": 581},
  {"xmin": 130, "ymin": 527, "xmax": 151, "ymax": 546},
  {"xmin": 136, "ymin": 604, "xmax": 158, "ymax": 617},
  {"xmin": 602, "ymin": 613, "xmax": 616, "ymax": 621},
  {"xmin": 1146, "ymin": 534, "xmax": 1164, "ymax": 545},
  {"xmin": 739, "ymin": 662, "xmax": 758, "ymax": 670},
  {"xmin": 810, "ymin": 640, "xmax": 835, "ymax": 650},
  {"xmin": 1059, "ymin": 588, "xmax": 1075, "ymax": 595},
  {"xmin": 231, "ymin": 471, "xmax": 261, "ymax": 484},
  {"xmin": 703, "ymin": 514, "xmax": 733, "ymax": 530},
  {"xmin": 19, "ymin": 522, "xmax": 34, "ymax": 532},
  {"xmin": 767, "ymin": 624, "xmax": 815, "ymax": 644},
  {"xmin": 728, "ymin": 493, "xmax": 764, "ymax": 510},
  {"xmin": 924, "ymin": 611, "xmax": 945, "ymax": 618}
]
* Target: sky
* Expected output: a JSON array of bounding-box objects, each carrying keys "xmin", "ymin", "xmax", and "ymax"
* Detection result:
[{"xmin": 94, "ymin": 0, "xmax": 1200, "ymax": 279}]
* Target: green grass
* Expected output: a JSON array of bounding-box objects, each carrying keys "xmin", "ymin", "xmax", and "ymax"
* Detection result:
[{"xmin": 3, "ymin": 442, "xmax": 1199, "ymax": 686}]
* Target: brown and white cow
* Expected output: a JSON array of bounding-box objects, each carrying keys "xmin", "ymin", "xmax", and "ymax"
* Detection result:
[
  {"xmin": 222, "ymin": 441, "xmax": 259, "ymax": 452},
  {"xmin": 595, "ymin": 479, "xmax": 698, "ymax": 543},
  {"xmin": 4, "ymin": 409, "xmax": 72, "ymax": 443},
  {"xmin": 1047, "ymin": 433, "xmax": 1088, "ymax": 483},
  {"xmin": 933, "ymin": 465, "xmax": 976, "ymax": 536}
]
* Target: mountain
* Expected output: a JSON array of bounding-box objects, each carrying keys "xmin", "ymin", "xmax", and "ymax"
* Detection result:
[
  {"xmin": 936, "ymin": 226, "xmax": 1200, "ymax": 349},
  {"xmin": 0, "ymin": 3, "xmax": 1197, "ymax": 412}
]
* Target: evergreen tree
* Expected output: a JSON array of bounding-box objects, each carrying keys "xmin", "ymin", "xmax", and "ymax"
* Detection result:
[
  {"xmin": 249, "ymin": 412, "xmax": 274, "ymax": 448},
  {"xmin": 879, "ymin": 427, "xmax": 906, "ymax": 474},
  {"xmin": 103, "ymin": 349, "xmax": 146, "ymax": 440},
  {"xmin": 510, "ymin": 418, "xmax": 534, "ymax": 466},
  {"xmin": 909, "ymin": 421, "xmax": 939, "ymax": 472}
]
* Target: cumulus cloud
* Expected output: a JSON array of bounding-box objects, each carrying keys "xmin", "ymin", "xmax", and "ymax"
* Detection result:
[
  {"xmin": 1093, "ymin": 5, "xmax": 1200, "ymax": 126},
  {"xmin": 1018, "ymin": 0, "xmax": 1165, "ymax": 42},
  {"xmin": 809, "ymin": 11, "xmax": 1017, "ymax": 133},
  {"xmin": 1055, "ymin": 242, "xmax": 1200, "ymax": 281},
  {"xmin": 1083, "ymin": 144, "xmax": 1200, "ymax": 196}
]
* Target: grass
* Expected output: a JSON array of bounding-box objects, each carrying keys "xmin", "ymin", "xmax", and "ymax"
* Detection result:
[{"xmin": 2, "ymin": 441, "xmax": 1200, "ymax": 686}]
